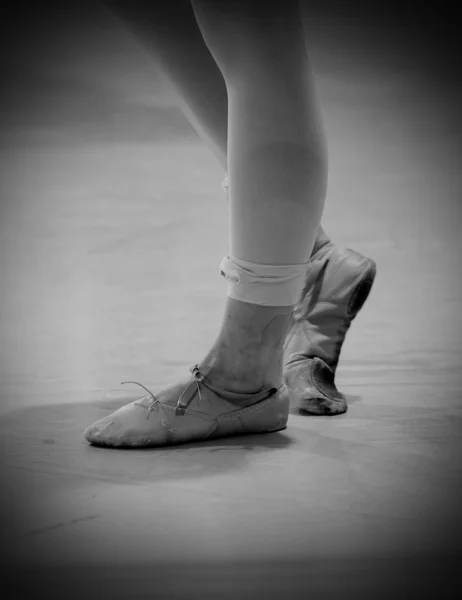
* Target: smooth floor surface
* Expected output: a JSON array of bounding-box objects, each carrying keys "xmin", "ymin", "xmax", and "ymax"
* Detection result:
[{"xmin": 1, "ymin": 6, "xmax": 461, "ymax": 599}]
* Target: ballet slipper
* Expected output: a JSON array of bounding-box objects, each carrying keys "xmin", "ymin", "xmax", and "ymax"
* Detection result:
[
  {"xmin": 84, "ymin": 365, "xmax": 289, "ymax": 448},
  {"xmin": 284, "ymin": 245, "xmax": 376, "ymax": 415}
]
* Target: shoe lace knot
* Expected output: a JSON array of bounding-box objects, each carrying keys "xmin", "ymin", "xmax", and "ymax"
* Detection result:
[{"xmin": 121, "ymin": 364, "xmax": 205, "ymax": 420}]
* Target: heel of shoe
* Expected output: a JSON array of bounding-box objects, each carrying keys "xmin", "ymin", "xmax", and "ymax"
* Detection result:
[
  {"xmin": 239, "ymin": 386, "xmax": 290, "ymax": 433},
  {"xmin": 347, "ymin": 258, "xmax": 377, "ymax": 317}
]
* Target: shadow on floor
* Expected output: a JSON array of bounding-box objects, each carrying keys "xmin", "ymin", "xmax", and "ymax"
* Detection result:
[{"xmin": 0, "ymin": 400, "xmax": 296, "ymax": 486}]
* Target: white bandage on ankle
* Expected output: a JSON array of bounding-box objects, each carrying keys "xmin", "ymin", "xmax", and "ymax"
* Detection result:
[{"xmin": 219, "ymin": 255, "xmax": 309, "ymax": 307}]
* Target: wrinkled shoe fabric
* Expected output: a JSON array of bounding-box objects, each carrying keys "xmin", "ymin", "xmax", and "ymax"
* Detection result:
[
  {"xmin": 84, "ymin": 365, "xmax": 289, "ymax": 448},
  {"xmin": 284, "ymin": 244, "xmax": 376, "ymax": 415}
]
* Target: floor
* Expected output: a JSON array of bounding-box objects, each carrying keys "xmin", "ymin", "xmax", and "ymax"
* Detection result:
[{"xmin": 1, "ymin": 4, "xmax": 461, "ymax": 599}]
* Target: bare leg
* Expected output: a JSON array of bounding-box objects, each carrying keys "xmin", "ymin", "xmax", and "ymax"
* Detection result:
[
  {"xmin": 104, "ymin": 0, "xmax": 330, "ymax": 256},
  {"xmin": 102, "ymin": 0, "xmax": 327, "ymax": 395},
  {"xmin": 188, "ymin": 0, "xmax": 326, "ymax": 390}
]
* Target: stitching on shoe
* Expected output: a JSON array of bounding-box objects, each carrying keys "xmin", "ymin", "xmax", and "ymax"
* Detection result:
[
  {"xmin": 300, "ymin": 319, "xmax": 316, "ymax": 348},
  {"xmin": 203, "ymin": 421, "xmax": 219, "ymax": 439},
  {"xmin": 237, "ymin": 415, "xmax": 246, "ymax": 430}
]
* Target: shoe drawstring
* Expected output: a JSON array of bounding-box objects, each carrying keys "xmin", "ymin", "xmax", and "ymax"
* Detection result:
[
  {"xmin": 175, "ymin": 365, "xmax": 203, "ymax": 416},
  {"xmin": 122, "ymin": 381, "xmax": 161, "ymax": 419},
  {"xmin": 121, "ymin": 364, "xmax": 204, "ymax": 419}
]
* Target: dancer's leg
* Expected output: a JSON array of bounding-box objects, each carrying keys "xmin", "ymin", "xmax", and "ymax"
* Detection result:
[
  {"xmin": 104, "ymin": 0, "xmax": 330, "ymax": 255},
  {"xmin": 105, "ymin": 0, "xmax": 228, "ymax": 170},
  {"xmin": 103, "ymin": 0, "xmax": 326, "ymax": 394},
  {"xmin": 187, "ymin": 0, "xmax": 326, "ymax": 392},
  {"xmin": 85, "ymin": 0, "xmax": 327, "ymax": 447},
  {"xmin": 92, "ymin": 1, "xmax": 376, "ymax": 431},
  {"xmin": 190, "ymin": 0, "xmax": 326, "ymax": 264},
  {"xmin": 84, "ymin": 0, "xmax": 329, "ymax": 447}
]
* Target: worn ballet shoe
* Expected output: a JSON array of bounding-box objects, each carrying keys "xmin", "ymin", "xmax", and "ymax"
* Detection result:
[
  {"xmin": 84, "ymin": 365, "xmax": 289, "ymax": 448},
  {"xmin": 283, "ymin": 244, "xmax": 376, "ymax": 415}
]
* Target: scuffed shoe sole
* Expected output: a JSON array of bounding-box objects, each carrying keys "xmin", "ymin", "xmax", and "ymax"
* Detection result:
[{"xmin": 285, "ymin": 357, "xmax": 347, "ymax": 416}]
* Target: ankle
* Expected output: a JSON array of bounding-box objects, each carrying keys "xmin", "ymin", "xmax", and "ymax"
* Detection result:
[
  {"xmin": 199, "ymin": 297, "xmax": 293, "ymax": 392},
  {"xmin": 199, "ymin": 347, "xmax": 284, "ymax": 393},
  {"xmin": 213, "ymin": 298, "xmax": 293, "ymax": 355}
]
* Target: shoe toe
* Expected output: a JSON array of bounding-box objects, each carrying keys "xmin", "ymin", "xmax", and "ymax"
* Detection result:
[
  {"xmin": 83, "ymin": 416, "xmax": 116, "ymax": 445},
  {"xmin": 83, "ymin": 402, "xmax": 143, "ymax": 447},
  {"xmin": 298, "ymin": 392, "xmax": 347, "ymax": 416},
  {"xmin": 285, "ymin": 357, "xmax": 347, "ymax": 416}
]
